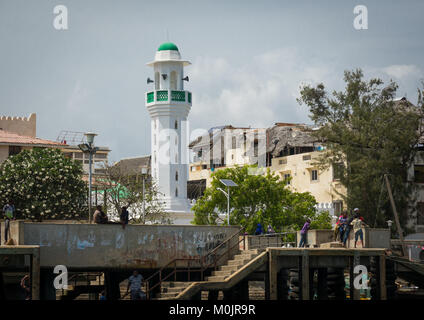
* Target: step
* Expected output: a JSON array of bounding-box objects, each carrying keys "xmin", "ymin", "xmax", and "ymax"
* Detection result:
[
  {"xmin": 162, "ymin": 286, "xmax": 186, "ymax": 294},
  {"xmin": 161, "ymin": 281, "xmax": 191, "ymax": 288},
  {"xmin": 206, "ymin": 275, "xmax": 228, "ymax": 282},
  {"xmin": 158, "ymin": 292, "xmax": 179, "ymax": 299},
  {"xmin": 228, "ymin": 258, "xmax": 250, "ymax": 266},
  {"xmin": 233, "ymin": 253, "xmax": 254, "ymax": 260},
  {"xmin": 219, "ymin": 265, "xmax": 240, "ymax": 272},
  {"xmin": 211, "ymin": 270, "xmax": 233, "ymax": 277},
  {"xmin": 242, "ymin": 249, "xmax": 259, "ymax": 254}
]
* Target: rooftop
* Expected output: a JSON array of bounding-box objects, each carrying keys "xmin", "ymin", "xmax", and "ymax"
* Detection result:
[{"xmin": 0, "ymin": 129, "xmax": 66, "ymax": 148}]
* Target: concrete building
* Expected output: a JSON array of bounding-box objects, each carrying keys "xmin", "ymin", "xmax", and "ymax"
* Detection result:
[
  {"xmin": 187, "ymin": 123, "xmax": 344, "ymax": 214},
  {"xmin": 56, "ymin": 131, "xmax": 111, "ymax": 176},
  {"xmin": 145, "ymin": 42, "xmax": 192, "ymax": 216},
  {"xmin": 0, "ymin": 113, "xmax": 64, "ymax": 164}
]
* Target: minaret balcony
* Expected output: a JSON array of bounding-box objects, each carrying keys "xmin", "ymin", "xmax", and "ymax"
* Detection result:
[{"xmin": 146, "ymin": 90, "xmax": 192, "ymax": 106}]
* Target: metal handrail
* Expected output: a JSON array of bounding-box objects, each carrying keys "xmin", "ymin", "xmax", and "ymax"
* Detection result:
[{"xmin": 144, "ymin": 227, "xmax": 245, "ymax": 299}]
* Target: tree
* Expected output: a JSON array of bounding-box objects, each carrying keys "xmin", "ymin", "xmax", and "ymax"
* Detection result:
[
  {"xmin": 297, "ymin": 69, "xmax": 424, "ymax": 232},
  {"xmin": 96, "ymin": 163, "xmax": 171, "ymax": 224},
  {"xmin": 191, "ymin": 165, "xmax": 327, "ymax": 234},
  {"xmin": 0, "ymin": 148, "xmax": 88, "ymax": 221}
]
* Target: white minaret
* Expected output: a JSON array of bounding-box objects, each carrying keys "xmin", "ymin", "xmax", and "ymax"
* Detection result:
[{"xmin": 145, "ymin": 42, "xmax": 192, "ymax": 214}]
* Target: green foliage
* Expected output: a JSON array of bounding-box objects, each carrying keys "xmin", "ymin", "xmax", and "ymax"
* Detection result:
[
  {"xmin": 310, "ymin": 211, "xmax": 332, "ymax": 229},
  {"xmin": 298, "ymin": 69, "xmax": 424, "ymax": 231},
  {"xmin": 191, "ymin": 165, "xmax": 322, "ymax": 234},
  {"xmin": 0, "ymin": 148, "xmax": 88, "ymax": 221}
]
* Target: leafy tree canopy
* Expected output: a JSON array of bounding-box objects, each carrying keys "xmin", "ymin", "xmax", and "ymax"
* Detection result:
[
  {"xmin": 298, "ymin": 69, "xmax": 424, "ymax": 232},
  {"xmin": 0, "ymin": 148, "xmax": 88, "ymax": 221},
  {"xmin": 191, "ymin": 165, "xmax": 331, "ymax": 234}
]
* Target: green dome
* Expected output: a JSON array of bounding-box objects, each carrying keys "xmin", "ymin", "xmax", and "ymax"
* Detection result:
[{"xmin": 157, "ymin": 42, "xmax": 179, "ymax": 51}]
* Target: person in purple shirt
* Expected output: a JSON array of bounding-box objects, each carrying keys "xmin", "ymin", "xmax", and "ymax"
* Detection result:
[{"xmin": 298, "ymin": 218, "xmax": 311, "ymax": 248}]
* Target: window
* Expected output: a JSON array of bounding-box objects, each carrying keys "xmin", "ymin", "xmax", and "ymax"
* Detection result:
[
  {"xmin": 279, "ymin": 158, "xmax": 287, "ymax": 165},
  {"xmin": 170, "ymin": 71, "xmax": 177, "ymax": 90},
  {"xmin": 303, "ymin": 155, "xmax": 311, "ymax": 161},
  {"xmin": 9, "ymin": 146, "xmax": 22, "ymax": 156},
  {"xmin": 417, "ymin": 202, "xmax": 424, "ymax": 225},
  {"xmin": 175, "ymin": 171, "xmax": 179, "ymax": 181},
  {"xmin": 414, "ymin": 165, "xmax": 424, "ymax": 183},
  {"xmin": 311, "ymin": 170, "xmax": 318, "ymax": 181},
  {"xmin": 74, "ymin": 152, "xmax": 83, "ymax": 159},
  {"xmin": 175, "ymin": 188, "xmax": 178, "ymax": 197},
  {"xmin": 175, "ymin": 120, "xmax": 178, "ymax": 130},
  {"xmin": 155, "ymin": 72, "xmax": 160, "ymax": 90},
  {"xmin": 283, "ymin": 173, "xmax": 291, "ymax": 185},
  {"xmin": 95, "ymin": 153, "xmax": 107, "ymax": 159},
  {"xmin": 333, "ymin": 163, "xmax": 344, "ymax": 181},
  {"xmin": 333, "ymin": 201, "xmax": 343, "ymax": 216}
]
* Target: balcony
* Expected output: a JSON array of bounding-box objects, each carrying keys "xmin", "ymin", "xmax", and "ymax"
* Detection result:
[{"xmin": 146, "ymin": 90, "xmax": 192, "ymax": 105}]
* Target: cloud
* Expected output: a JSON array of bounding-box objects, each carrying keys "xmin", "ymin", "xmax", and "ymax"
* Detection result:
[
  {"xmin": 66, "ymin": 80, "xmax": 89, "ymax": 112},
  {"xmin": 188, "ymin": 47, "xmax": 339, "ymax": 132},
  {"xmin": 382, "ymin": 64, "xmax": 421, "ymax": 79}
]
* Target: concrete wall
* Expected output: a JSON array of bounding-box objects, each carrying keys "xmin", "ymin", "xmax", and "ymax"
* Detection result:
[
  {"xmin": 1, "ymin": 221, "xmax": 239, "ymax": 269},
  {"xmin": 296, "ymin": 228, "xmax": 391, "ymax": 249},
  {"xmin": 0, "ymin": 146, "xmax": 8, "ymax": 164},
  {"xmin": 0, "ymin": 113, "xmax": 36, "ymax": 137},
  {"xmin": 296, "ymin": 229, "xmax": 334, "ymax": 247}
]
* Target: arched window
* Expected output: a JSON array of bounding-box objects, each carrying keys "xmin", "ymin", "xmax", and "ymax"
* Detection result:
[
  {"xmin": 175, "ymin": 188, "xmax": 178, "ymax": 197},
  {"xmin": 170, "ymin": 71, "xmax": 177, "ymax": 90},
  {"xmin": 155, "ymin": 72, "xmax": 160, "ymax": 90},
  {"xmin": 174, "ymin": 120, "xmax": 178, "ymax": 129},
  {"xmin": 175, "ymin": 171, "xmax": 178, "ymax": 181}
]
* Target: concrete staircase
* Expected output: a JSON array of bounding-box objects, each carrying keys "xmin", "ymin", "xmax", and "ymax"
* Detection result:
[{"xmin": 155, "ymin": 249, "xmax": 260, "ymax": 299}]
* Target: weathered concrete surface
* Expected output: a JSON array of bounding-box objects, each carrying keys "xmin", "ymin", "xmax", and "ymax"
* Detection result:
[
  {"xmin": 296, "ymin": 228, "xmax": 390, "ymax": 249},
  {"xmin": 296, "ymin": 229, "xmax": 334, "ymax": 247},
  {"xmin": 1, "ymin": 221, "xmax": 239, "ymax": 269}
]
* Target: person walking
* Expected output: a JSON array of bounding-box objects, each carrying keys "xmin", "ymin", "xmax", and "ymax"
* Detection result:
[
  {"xmin": 126, "ymin": 270, "xmax": 146, "ymax": 300},
  {"xmin": 120, "ymin": 206, "xmax": 129, "ymax": 229},
  {"xmin": 351, "ymin": 213, "xmax": 368, "ymax": 248},
  {"xmin": 298, "ymin": 218, "xmax": 311, "ymax": 248}
]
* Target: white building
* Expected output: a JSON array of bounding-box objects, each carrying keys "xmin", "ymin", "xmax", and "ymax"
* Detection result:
[{"xmin": 145, "ymin": 42, "xmax": 192, "ymax": 221}]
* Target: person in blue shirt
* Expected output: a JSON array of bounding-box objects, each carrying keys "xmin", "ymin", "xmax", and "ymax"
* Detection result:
[{"xmin": 254, "ymin": 223, "xmax": 264, "ymax": 235}]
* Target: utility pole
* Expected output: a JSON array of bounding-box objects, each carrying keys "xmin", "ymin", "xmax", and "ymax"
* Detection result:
[{"xmin": 384, "ymin": 174, "xmax": 407, "ymax": 257}]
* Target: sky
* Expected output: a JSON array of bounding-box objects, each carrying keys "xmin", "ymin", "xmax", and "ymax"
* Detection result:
[{"xmin": 0, "ymin": 0, "xmax": 423, "ymax": 162}]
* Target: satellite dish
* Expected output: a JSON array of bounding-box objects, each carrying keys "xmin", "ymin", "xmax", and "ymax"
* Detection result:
[
  {"xmin": 182, "ymin": 76, "xmax": 189, "ymax": 82},
  {"xmin": 147, "ymin": 77, "xmax": 154, "ymax": 84}
]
